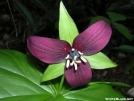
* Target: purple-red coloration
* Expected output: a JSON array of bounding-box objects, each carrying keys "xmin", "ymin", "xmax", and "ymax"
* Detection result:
[
  {"xmin": 65, "ymin": 61, "xmax": 92, "ymax": 87},
  {"xmin": 27, "ymin": 36, "xmax": 71, "ymax": 63},
  {"xmin": 27, "ymin": 20, "xmax": 112, "ymax": 87},
  {"xmin": 73, "ymin": 20, "xmax": 112, "ymax": 55}
]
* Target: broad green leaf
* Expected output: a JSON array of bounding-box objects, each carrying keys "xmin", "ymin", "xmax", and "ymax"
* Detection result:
[
  {"xmin": 108, "ymin": 82, "xmax": 131, "ymax": 87},
  {"xmin": 33, "ymin": 0, "xmax": 47, "ymax": 11},
  {"xmin": 84, "ymin": 52, "xmax": 117, "ymax": 69},
  {"xmin": 113, "ymin": 23, "xmax": 132, "ymax": 40},
  {"xmin": 42, "ymin": 63, "xmax": 64, "ymax": 82},
  {"xmin": 89, "ymin": 81, "xmax": 131, "ymax": 88},
  {"xmin": 13, "ymin": 1, "xmax": 37, "ymax": 32},
  {"xmin": 59, "ymin": 1, "xmax": 79, "ymax": 45},
  {"xmin": 63, "ymin": 84, "xmax": 126, "ymax": 101},
  {"xmin": 107, "ymin": 12, "xmax": 126, "ymax": 22},
  {"xmin": 112, "ymin": 45, "xmax": 134, "ymax": 53},
  {"xmin": 90, "ymin": 16, "xmax": 111, "ymax": 25},
  {"xmin": 0, "ymin": 50, "xmax": 127, "ymax": 101},
  {"xmin": 0, "ymin": 50, "xmax": 53, "ymax": 101}
]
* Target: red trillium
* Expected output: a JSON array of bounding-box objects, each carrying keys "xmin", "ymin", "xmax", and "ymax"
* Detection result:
[{"xmin": 27, "ymin": 20, "xmax": 112, "ymax": 87}]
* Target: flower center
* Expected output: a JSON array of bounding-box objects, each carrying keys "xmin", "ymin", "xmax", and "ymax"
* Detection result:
[{"xmin": 65, "ymin": 48, "xmax": 87, "ymax": 70}]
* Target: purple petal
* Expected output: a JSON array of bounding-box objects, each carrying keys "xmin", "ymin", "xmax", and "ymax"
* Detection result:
[
  {"xmin": 73, "ymin": 20, "xmax": 112, "ymax": 55},
  {"xmin": 64, "ymin": 61, "xmax": 92, "ymax": 87},
  {"xmin": 27, "ymin": 36, "xmax": 71, "ymax": 63}
]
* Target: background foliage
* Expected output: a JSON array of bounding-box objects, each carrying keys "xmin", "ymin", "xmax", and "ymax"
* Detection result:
[{"xmin": 0, "ymin": 0, "xmax": 134, "ymax": 100}]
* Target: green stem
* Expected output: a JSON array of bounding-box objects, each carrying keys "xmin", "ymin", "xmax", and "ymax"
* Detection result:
[{"xmin": 58, "ymin": 75, "xmax": 65, "ymax": 93}]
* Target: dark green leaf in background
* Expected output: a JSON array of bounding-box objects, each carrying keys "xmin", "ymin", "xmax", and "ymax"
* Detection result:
[
  {"xmin": 90, "ymin": 16, "xmax": 111, "ymax": 25},
  {"xmin": 107, "ymin": 12, "xmax": 126, "ymax": 22},
  {"xmin": 125, "ymin": 58, "xmax": 134, "ymax": 71},
  {"xmin": 112, "ymin": 45, "xmax": 134, "ymax": 53},
  {"xmin": 113, "ymin": 23, "xmax": 132, "ymax": 41},
  {"xmin": 32, "ymin": 0, "xmax": 47, "ymax": 12},
  {"xmin": 13, "ymin": 1, "xmax": 37, "ymax": 32}
]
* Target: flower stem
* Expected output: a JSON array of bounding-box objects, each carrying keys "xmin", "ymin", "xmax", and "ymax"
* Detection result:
[{"xmin": 58, "ymin": 75, "xmax": 65, "ymax": 94}]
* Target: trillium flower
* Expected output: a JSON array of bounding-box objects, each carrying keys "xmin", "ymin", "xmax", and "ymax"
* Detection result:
[{"xmin": 27, "ymin": 20, "xmax": 112, "ymax": 87}]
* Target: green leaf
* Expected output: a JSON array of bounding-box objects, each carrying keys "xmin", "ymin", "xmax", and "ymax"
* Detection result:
[
  {"xmin": 84, "ymin": 52, "xmax": 117, "ymax": 69},
  {"xmin": 59, "ymin": 1, "xmax": 79, "ymax": 45},
  {"xmin": 33, "ymin": 0, "xmax": 47, "ymax": 11},
  {"xmin": 113, "ymin": 23, "xmax": 132, "ymax": 40},
  {"xmin": 112, "ymin": 45, "xmax": 134, "ymax": 53},
  {"xmin": 42, "ymin": 63, "xmax": 64, "ymax": 82},
  {"xmin": 90, "ymin": 16, "xmax": 111, "ymax": 25},
  {"xmin": 107, "ymin": 12, "xmax": 126, "ymax": 22},
  {"xmin": 13, "ymin": 1, "xmax": 37, "ymax": 32},
  {"xmin": 0, "ymin": 50, "xmax": 53, "ymax": 101},
  {"xmin": 108, "ymin": 82, "xmax": 131, "ymax": 87},
  {"xmin": 0, "ymin": 50, "xmax": 126, "ymax": 101},
  {"xmin": 63, "ymin": 84, "xmax": 127, "ymax": 101},
  {"xmin": 89, "ymin": 81, "xmax": 131, "ymax": 88}
]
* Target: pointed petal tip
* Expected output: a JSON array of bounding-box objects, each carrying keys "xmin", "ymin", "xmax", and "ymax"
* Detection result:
[
  {"xmin": 73, "ymin": 20, "xmax": 112, "ymax": 55},
  {"xmin": 65, "ymin": 62, "xmax": 92, "ymax": 87}
]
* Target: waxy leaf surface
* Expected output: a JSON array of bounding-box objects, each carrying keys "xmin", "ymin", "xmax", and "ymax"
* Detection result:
[
  {"xmin": 0, "ymin": 50, "xmax": 126, "ymax": 101},
  {"xmin": 63, "ymin": 84, "xmax": 126, "ymax": 101},
  {"xmin": 0, "ymin": 50, "xmax": 52, "ymax": 101}
]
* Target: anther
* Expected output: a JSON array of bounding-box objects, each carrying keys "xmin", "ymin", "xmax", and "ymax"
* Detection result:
[
  {"xmin": 74, "ymin": 63, "xmax": 77, "ymax": 70},
  {"xmin": 70, "ymin": 60, "xmax": 75, "ymax": 66},
  {"xmin": 80, "ymin": 56, "xmax": 87, "ymax": 62},
  {"xmin": 66, "ymin": 59, "xmax": 70, "ymax": 68},
  {"xmin": 65, "ymin": 54, "xmax": 69, "ymax": 59},
  {"xmin": 78, "ymin": 51, "xmax": 83, "ymax": 55},
  {"xmin": 74, "ymin": 55, "xmax": 77, "ymax": 60},
  {"xmin": 65, "ymin": 48, "xmax": 86, "ymax": 71},
  {"xmin": 76, "ymin": 60, "xmax": 81, "ymax": 63}
]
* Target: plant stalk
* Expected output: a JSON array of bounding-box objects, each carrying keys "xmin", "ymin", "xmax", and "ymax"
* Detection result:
[{"xmin": 58, "ymin": 75, "xmax": 65, "ymax": 94}]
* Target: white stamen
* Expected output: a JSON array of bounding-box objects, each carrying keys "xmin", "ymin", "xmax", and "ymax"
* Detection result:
[
  {"xmin": 65, "ymin": 54, "xmax": 69, "ymax": 59},
  {"xmin": 78, "ymin": 51, "xmax": 83, "ymax": 55},
  {"xmin": 80, "ymin": 56, "xmax": 87, "ymax": 62},
  {"xmin": 70, "ymin": 60, "xmax": 75, "ymax": 66},
  {"xmin": 74, "ymin": 63, "xmax": 77, "ymax": 70},
  {"xmin": 76, "ymin": 60, "xmax": 81, "ymax": 63},
  {"xmin": 65, "ymin": 48, "xmax": 86, "ymax": 71},
  {"xmin": 74, "ymin": 55, "xmax": 77, "ymax": 60},
  {"xmin": 72, "ymin": 48, "xmax": 75, "ymax": 51},
  {"xmin": 66, "ymin": 59, "xmax": 70, "ymax": 68}
]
